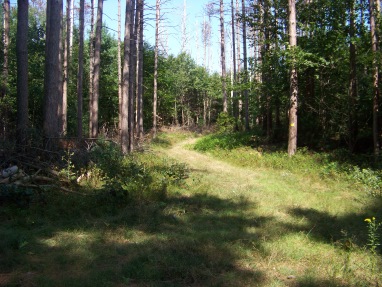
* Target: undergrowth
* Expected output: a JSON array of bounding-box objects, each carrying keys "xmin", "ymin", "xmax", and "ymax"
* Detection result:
[
  {"xmin": 193, "ymin": 131, "xmax": 382, "ymax": 197},
  {"xmin": 1, "ymin": 130, "xmax": 382, "ymax": 287},
  {"xmin": 86, "ymin": 140, "xmax": 189, "ymax": 203}
]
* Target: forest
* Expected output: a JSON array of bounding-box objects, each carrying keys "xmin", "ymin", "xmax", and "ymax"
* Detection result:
[
  {"xmin": 1, "ymin": 0, "xmax": 382, "ymax": 286},
  {"xmin": 1, "ymin": 0, "xmax": 381, "ymax": 155}
]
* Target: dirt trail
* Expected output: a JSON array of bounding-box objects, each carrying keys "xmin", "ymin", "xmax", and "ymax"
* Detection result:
[{"xmin": 162, "ymin": 138, "xmax": 260, "ymax": 195}]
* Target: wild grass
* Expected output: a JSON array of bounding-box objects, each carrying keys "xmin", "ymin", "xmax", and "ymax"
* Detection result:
[
  {"xmin": 1, "ymin": 130, "xmax": 381, "ymax": 286},
  {"xmin": 193, "ymin": 131, "xmax": 382, "ymax": 197}
]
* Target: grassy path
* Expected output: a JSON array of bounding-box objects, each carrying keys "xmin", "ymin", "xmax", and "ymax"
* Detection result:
[
  {"xmin": 159, "ymin": 136, "xmax": 380, "ymax": 287},
  {"xmin": 163, "ymin": 138, "xmax": 260, "ymax": 195},
  {"xmin": 1, "ymin": 135, "xmax": 380, "ymax": 287}
]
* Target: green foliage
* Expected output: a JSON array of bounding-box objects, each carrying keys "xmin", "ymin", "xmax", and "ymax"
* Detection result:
[
  {"xmin": 60, "ymin": 148, "xmax": 76, "ymax": 181},
  {"xmin": 88, "ymin": 140, "xmax": 189, "ymax": 203},
  {"xmin": 216, "ymin": 112, "xmax": 236, "ymax": 134},
  {"xmin": 151, "ymin": 130, "xmax": 195, "ymax": 148},
  {"xmin": 364, "ymin": 217, "xmax": 381, "ymax": 254},
  {"xmin": 347, "ymin": 167, "xmax": 382, "ymax": 197},
  {"xmin": 193, "ymin": 132, "xmax": 253, "ymax": 151},
  {"xmin": 194, "ymin": 132, "xmax": 382, "ymax": 198}
]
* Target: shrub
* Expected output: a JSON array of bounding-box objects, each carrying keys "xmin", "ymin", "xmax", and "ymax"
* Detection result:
[
  {"xmin": 216, "ymin": 112, "xmax": 236, "ymax": 134},
  {"xmin": 88, "ymin": 141, "xmax": 189, "ymax": 204},
  {"xmin": 193, "ymin": 132, "xmax": 253, "ymax": 151}
]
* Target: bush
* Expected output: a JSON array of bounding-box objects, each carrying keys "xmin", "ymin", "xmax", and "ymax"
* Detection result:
[
  {"xmin": 216, "ymin": 112, "xmax": 236, "ymax": 134},
  {"xmin": 88, "ymin": 140, "xmax": 189, "ymax": 204},
  {"xmin": 193, "ymin": 132, "xmax": 253, "ymax": 151}
]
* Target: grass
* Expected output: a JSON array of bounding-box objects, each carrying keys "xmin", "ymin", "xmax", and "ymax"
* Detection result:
[{"xmin": 1, "ymin": 130, "xmax": 382, "ymax": 286}]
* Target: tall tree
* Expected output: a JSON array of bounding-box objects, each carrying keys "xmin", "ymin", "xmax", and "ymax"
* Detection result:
[
  {"xmin": 90, "ymin": 0, "xmax": 103, "ymax": 138},
  {"xmin": 118, "ymin": 0, "xmax": 122, "ymax": 133},
  {"xmin": 89, "ymin": 0, "xmax": 95, "ymax": 137},
  {"xmin": 121, "ymin": 0, "xmax": 134, "ymax": 153},
  {"xmin": 231, "ymin": 0, "xmax": 237, "ymax": 120},
  {"xmin": 70, "ymin": 0, "xmax": 74, "ymax": 55},
  {"xmin": 153, "ymin": 0, "xmax": 160, "ymax": 136},
  {"xmin": 44, "ymin": 0, "xmax": 63, "ymax": 141},
  {"xmin": 236, "ymin": 0, "xmax": 242, "ymax": 118},
  {"xmin": 241, "ymin": 0, "xmax": 249, "ymax": 130},
  {"xmin": 287, "ymin": 0, "xmax": 298, "ymax": 156},
  {"xmin": 369, "ymin": 0, "xmax": 380, "ymax": 156},
  {"xmin": 62, "ymin": 0, "xmax": 72, "ymax": 134},
  {"xmin": 136, "ymin": 0, "xmax": 144, "ymax": 139},
  {"xmin": 181, "ymin": 0, "xmax": 187, "ymax": 52},
  {"xmin": 16, "ymin": 0, "xmax": 29, "ymax": 146},
  {"xmin": 348, "ymin": 0, "xmax": 358, "ymax": 152},
  {"xmin": 220, "ymin": 0, "xmax": 228, "ymax": 113},
  {"xmin": 2, "ymin": 0, "xmax": 10, "ymax": 98},
  {"xmin": 77, "ymin": 0, "xmax": 85, "ymax": 139},
  {"xmin": 129, "ymin": 0, "xmax": 137, "ymax": 152}
]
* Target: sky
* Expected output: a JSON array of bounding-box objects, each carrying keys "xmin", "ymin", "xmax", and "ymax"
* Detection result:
[{"xmin": 103, "ymin": 0, "xmax": 222, "ymax": 72}]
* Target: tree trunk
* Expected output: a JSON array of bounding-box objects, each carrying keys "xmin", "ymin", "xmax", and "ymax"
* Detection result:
[
  {"xmin": 16, "ymin": 0, "xmax": 29, "ymax": 146},
  {"xmin": 231, "ymin": 0, "xmax": 237, "ymax": 121},
  {"xmin": 153, "ymin": 0, "xmax": 160, "ymax": 136},
  {"xmin": 62, "ymin": 0, "xmax": 72, "ymax": 134},
  {"xmin": 348, "ymin": 0, "xmax": 358, "ymax": 152},
  {"xmin": 2, "ymin": 0, "xmax": 10, "ymax": 98},
  {"xmin": 121, "ymin": 0, "xmax": 133, "ymax": 153},
  {"xmin": 89, "ymin": 0, "xmax": 95, "ymax": 137},
  {"xmin": 128, "ymin": 0, "xmax": 136, "ymax": 152},
  {"xmin": 236, "ymin": 0, "xmax": 242, "ymax": 119},
  {"xmin": 77, "ymin": 0, "xmax": 85, "ymax": 139},
  {"xmin": 118, "ymin": 0, "xmax": 122, "ymax": 134},
  {"xmin": 90, "ymin": 0, "xmax": 103, "ymax": 138},
  {"xmin": 369, "ymin": 0, "xmax": 380, "ymax": 156},
  {"xmin": 287, "ymin": 0, "xmax": 298, "ymax": 156},
  {"xmin": 174, "ymin": 99, "xmax": 178, "ymax": 125},
  {"xmin": 220, "ymin": 0, "xmax": 228, "ymax": 113},
  {"xmin": 242, "ymin": 0, "xmax": 249, "ymax": 130},
  {"xmin": 44, "ymin": 0, "xmax": 63, "ymax": 142},
  {"xmin": 70, "ymin": 0, "xmax": 74, "ymax": 56},
  {"xmin": 136, "ymin": 0, "xmax": 144, "ymax": 139},
  {"xmin": 181, "ymin": 0, "xmax": 187, "ymax": 52}
]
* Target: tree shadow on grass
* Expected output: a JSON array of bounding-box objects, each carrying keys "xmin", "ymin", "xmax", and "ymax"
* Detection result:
[
  {"xmin": 285, "ymin": 196, "xmax": 382, "ymax": 248},
  {"xmin": 0, "ymin": 192, "xmax": 270, "ymax": 287}
]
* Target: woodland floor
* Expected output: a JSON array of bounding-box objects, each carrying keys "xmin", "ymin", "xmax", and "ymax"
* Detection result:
[{"xmin": 1, "ymin": 133, "xmax": 381, "ymax": 286}]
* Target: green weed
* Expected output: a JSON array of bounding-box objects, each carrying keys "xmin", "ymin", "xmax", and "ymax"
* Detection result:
[{"xmin": 364, "ymin": 217, "xmax": 381, "ymax": 254}]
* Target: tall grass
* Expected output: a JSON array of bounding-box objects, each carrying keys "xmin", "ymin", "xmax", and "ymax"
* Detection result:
[
  {"xmin": 193, "ymin": 131, "xmax": 382, "ymax": 197},
  {"xmin": 1, "ymin": 130, "xmax": 382, "ymax": 286}
]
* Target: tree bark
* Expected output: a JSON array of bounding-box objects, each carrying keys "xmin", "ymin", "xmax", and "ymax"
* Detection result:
[
  {"xmin": 44, "ymin": 0, "xmax": 63, "ymax": 142},
  {"xmin": 128, "ymin": 0, "xmax": 136, "ymax": 152},
  {"xmin": 220, "ymin": 0, "xmax": 228, "ymax": 113},
  {"xmin": 181, "ymin": 0, "xmax": 187, "ymax": 52},
  {"xmin": 90, "ymin": 0, "xmax": 103, "ymax": 138},
  {"xmin": 118, "ymin": 0, "xmax": 122, "ymax": 133},
  {"xmin": 70, "ymin": 0, "xmax": 74, "ymax": 56},
  {"xmin": 62, "ymin": 0, "xmax": 72, "ymax": 134},
  {"xmin": 231, "ymin": 0, "xmax": 237, "ymax": 121},
  {"xmin": 77, "ymin": 0, "xmax": 85, "ymax": 139},
  {"xmin": 242, "ymin": 0, "xmax": 249, "ymax": 130},
  {"xmin": 89, "ymin": 0, "xmax": 95, "ymax": 137},
  {"xmin": 288, "ymin": 0, "xmax": 298, "ymax": 156},
  {"xmin": 348, "ymin": 0, "xmax": 358, "ymax": 152},
  {"xmin": 2, "ymin": 0, "xmax": 10, "ymax": 98},
  {"xmin": 236, "ymin": 0, "xmax": 242, "ymax": 119},
  {"xmin": 369, "ymin": 0, "xmax": 380, "ymax": 156},
  {"xmin": 153, "ymin": 0, "xmax": 160, "ymax": 136},
  {"xmin": 121, "ymin": 0, "xmax": 134, "ymax": 153},
  {"xmin": 136, "ymin": 0, "xmax": 144, "ymax": 139},
  {"xmin": 16, "ymin": 0, "xmax": 29, "ymax": 146}
]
